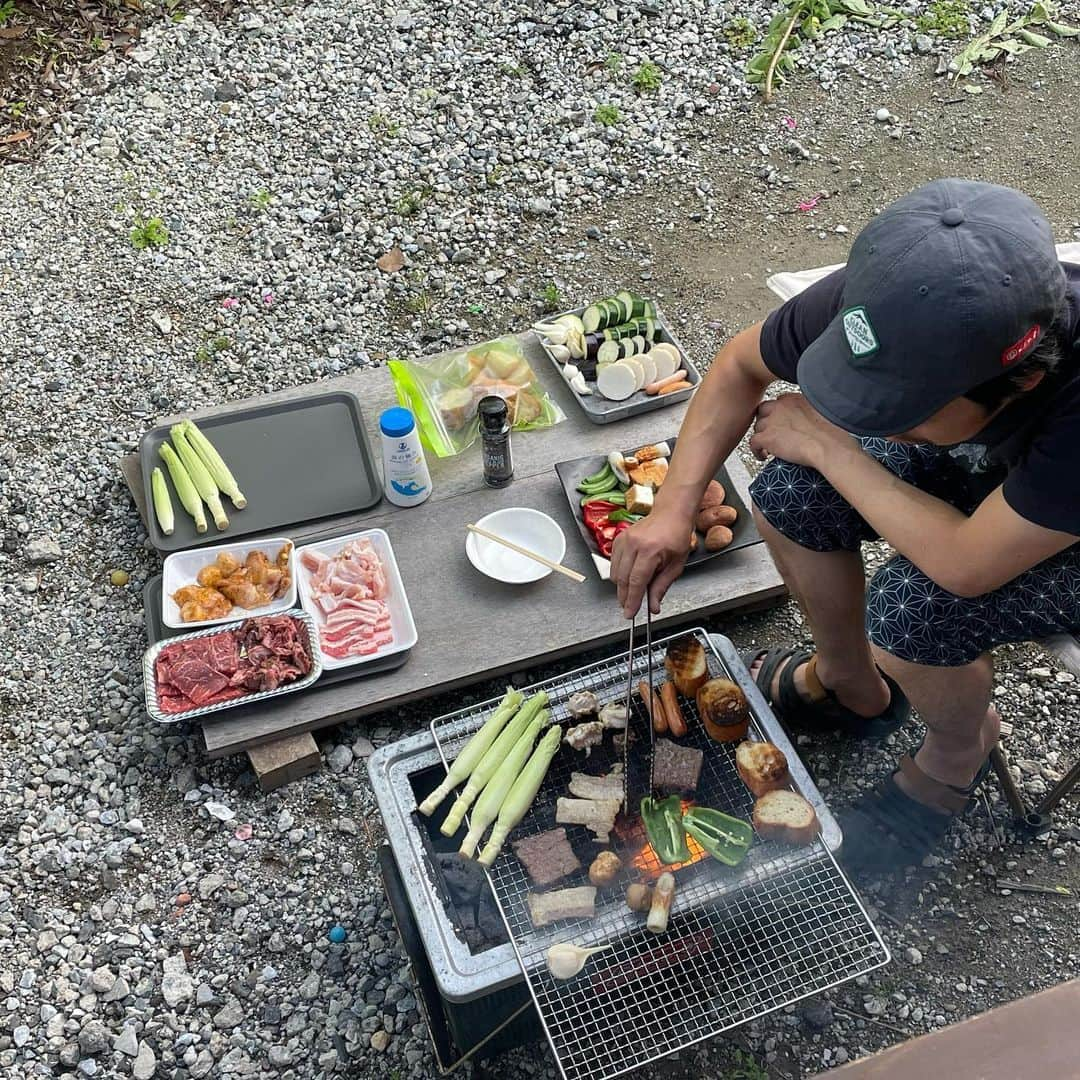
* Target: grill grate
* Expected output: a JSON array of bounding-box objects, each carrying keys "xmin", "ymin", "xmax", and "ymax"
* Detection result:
[{"xmin": 429, "ymin": 630, "xmax": 889, "ymax": 1080}]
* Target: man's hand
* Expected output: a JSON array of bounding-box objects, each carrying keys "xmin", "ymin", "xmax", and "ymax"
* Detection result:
[
  {"xmin": 749, "ymin": 393, "xmax": 850, "ymax": 470},
  {"xmin": 609, "ymin": 509, "xmax": 693, "ymax": 618}
]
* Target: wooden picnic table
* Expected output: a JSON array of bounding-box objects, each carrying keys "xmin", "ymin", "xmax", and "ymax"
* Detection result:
[{"xmin": 121, "ymin": 332, "xmax": 785, "ymax": 762}]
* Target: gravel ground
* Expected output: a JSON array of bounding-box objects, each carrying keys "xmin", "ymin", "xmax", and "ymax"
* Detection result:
[{"xmin": 1, "ymin": 2, "xmax": 1079, "ymax": 1078}]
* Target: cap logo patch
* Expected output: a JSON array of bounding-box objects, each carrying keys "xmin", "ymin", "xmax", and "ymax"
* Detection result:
[
  {"xmin": 1002, "ymin": 324, "xmax": 1040, "ymax": 366},
  {"xmin": 842, "ymin": 306, "xmax": 879, "ymax": 358}
]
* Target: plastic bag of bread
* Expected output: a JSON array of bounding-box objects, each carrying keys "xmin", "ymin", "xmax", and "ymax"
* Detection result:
[{"xmin": 389, "ymin": 336, "xmax": 565, "ymax": 457}]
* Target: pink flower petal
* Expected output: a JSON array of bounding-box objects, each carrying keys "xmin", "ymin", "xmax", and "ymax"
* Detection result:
[
  {"xmin": 222, "ymin": 297, "xmax": 239, "ymax": 309},
  {"xmin": 781, "ymin": 116, "xmax": 797, "ymax": 131},
  {"xmin": 262, "ymin": 292, "xmax": 275, "ymax": 306},
  {"xmin": 797, "ymin": 194, "xmax": 822, "ymax": 212},
  {"xmin": 234, "ymin": 823, "xmax": 253, "ymax": 841}
]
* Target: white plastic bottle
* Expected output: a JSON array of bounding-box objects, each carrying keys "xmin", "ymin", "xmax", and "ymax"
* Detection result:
[{"xmin": 379, "ymin": 407, "xmax": 432, "ymax": 507}]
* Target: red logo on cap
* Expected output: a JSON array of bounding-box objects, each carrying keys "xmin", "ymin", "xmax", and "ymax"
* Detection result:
[{"xmin": 1002, "ymin": 325, "xmax": 1040, "ymax": 366}]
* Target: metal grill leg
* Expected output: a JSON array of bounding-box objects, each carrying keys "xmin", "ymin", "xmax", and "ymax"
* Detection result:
[{"xmin": 1034, "ymin": 757, "xmax": 1080, "ymax": 817}]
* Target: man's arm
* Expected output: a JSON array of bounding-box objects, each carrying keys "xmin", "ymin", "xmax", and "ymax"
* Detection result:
[
  {"xmin": 610, "ymin": 323, "xmax": 776, "ymax": 616},
  {"xmin": 751, "ymin": 394, "xmax": 1078, "ymax": 597}
]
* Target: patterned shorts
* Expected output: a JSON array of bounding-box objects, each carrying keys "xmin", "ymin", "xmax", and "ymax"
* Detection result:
[{"xmin": 749, "ymin": 438, "xmax": 1080, "ymax": 667}]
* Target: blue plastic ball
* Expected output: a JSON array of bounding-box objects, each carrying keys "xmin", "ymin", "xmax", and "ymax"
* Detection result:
[{"xmin": 328, "ymin": 925, "xmax": 347, "ymax": 943}]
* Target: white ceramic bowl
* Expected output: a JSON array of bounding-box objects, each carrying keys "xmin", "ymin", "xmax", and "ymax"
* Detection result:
[
  {"xmin": 466, "ymin": 508, "xmax": 566, "ymax": 584},
  {"xmin": 162, "ymin": 537, "xmax": 297, "ymax": 629}
]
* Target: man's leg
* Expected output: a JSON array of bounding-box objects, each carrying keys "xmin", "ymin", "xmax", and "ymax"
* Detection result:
[
  {"xmin": 751, "ymin": 507, "xmax": 890, "ymax": 719},
  {"xmin": 872, "ymin": 649, "xmax": 1000, "ymax": 792}
]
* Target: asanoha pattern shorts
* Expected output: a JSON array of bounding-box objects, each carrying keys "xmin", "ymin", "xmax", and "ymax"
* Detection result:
[{"xmin": 749, "ymin": 438, "xmax": 1080, "ymax": 666}]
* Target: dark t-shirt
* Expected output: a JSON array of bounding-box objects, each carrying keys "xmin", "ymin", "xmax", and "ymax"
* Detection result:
[{"xmin": 758, "ymin": 263, "xmax": 1080, "ymax": 536}]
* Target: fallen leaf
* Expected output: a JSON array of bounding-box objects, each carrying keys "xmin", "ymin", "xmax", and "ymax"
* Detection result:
[
  {"xmin": 376, "ymin": 246, "xmax": 406, "ymax": 273},
  {"xmin": 0, "ymin": 26, "xmax": 30, "ymax": 39},
  {"xmin": 0, "ymin": 131, "xmax": 32, "ymax": 146},
  {"xmin": 963, "ymin": 83, "xmax": 984, "ymax": 95}
]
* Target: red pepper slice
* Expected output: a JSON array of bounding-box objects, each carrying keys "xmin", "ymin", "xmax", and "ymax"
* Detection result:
[{"xmin": 582, "ymin": 501, "xmax": 618, "ymax": 528}]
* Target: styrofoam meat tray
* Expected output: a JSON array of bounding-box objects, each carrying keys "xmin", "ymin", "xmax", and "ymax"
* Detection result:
[
  {"xmin": 161, "ymin": 537, "xmax": 297, "ymax": 630},
  {"xmin": 142, "ymin": 608, "xmax": 322, "ymax": 724},
  {"xmin": 295, "ymin": 528, "xmax": 418, "ymax": 671}
]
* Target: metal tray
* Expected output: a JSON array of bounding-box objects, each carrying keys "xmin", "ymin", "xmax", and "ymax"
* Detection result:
[
  {"xmin": 427, "ymin": 630, "xmax": 889, "ymax": 1080},
  {"xmin": 554, "ymin": 438, "xmax": 761, "ymax": 579},
  {"xmin": 143, "ymin": 608, "xmax": 323, "ymax": 723},
  {"xmin": 139, "ymin": 391, "xmax": 382, "ymax": 553},
  {"xmin": 535, "ymin": 302, "xmax": 701, "ymax": 425},
  {"xmin": 143, "ymin": 576, "xmax": 411, "ymax": 688}
]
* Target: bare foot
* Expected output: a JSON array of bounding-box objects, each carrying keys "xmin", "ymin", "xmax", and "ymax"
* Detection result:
[
  {"xmin": 899, "ymin": 705, "xmax": 1000, "ymax": 802},
  {"xmin": 748, "ymin": 650, "xmax": 891, "ymax": 719}
]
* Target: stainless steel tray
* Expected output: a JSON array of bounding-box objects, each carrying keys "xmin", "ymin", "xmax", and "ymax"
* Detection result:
[
  {"xmin": 535, "ymin": 302, "xmax": 701, "ymax": 424},
  {"xmin": 142, "ymin": 608, "xmax": 322, "ymax": 724},
  {"xmin": 427, "ymin": 630, "xmax": 889, "ymax": 1080}
]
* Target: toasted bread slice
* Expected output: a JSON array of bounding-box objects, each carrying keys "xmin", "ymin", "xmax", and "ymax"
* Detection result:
[
  {"xmin": 665, "ymin": 637, "xmax": 708, "ymax": 699},
  {"xmin": 735, "ymin": 741, "xmax": 790, "ymax": 797},
  {"xmin": 752, "ymin": 790, "xmax": 820, "ymax": 844},
  {"xmin": 628, "ymin": 458, "xmax": 669, "ymax": 489},
  {"xmin": 696, "ymin": 678, "xmax": 750, "ymax": 743}
]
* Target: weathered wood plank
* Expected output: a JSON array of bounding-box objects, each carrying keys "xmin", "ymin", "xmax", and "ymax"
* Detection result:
[
  {"xmin": 198, "ymin": 455, "xmax": 785, "ymax": 757},
  {"xmin": 121, "ymin": 339, "xmax": 786, "ymax": 759},
  {"xmin": 120, "ymin": 335, "xmax": 702, "ymax": 543}
]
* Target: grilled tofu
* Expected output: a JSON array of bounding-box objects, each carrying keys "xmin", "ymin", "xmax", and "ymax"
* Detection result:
[
  {"xmin": 527, "ymin": 885, "xmax": 597, "ymax": 927},
  {"xmin": 556, "ymin": 797, "xmax": 621, "ymax": 843},
  {"xmin": 568, "ymin": 771, "xmax": 624, "ymax": 801},
  {"xmin": 625, "ymin": 484, "xmax": 654, "ymax": 515}
]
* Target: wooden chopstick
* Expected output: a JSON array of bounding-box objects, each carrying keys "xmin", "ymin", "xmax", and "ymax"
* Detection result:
[{"xmin": 466, "ymin": 523, "xmax": 586, "ymax": 583}]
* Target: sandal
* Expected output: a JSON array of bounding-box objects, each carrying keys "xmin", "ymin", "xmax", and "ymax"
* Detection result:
[
  {"xmin": 741, "ymin": 646, "xmax": 910, "ymax": 739},
  {"xmin": 837, "ymin": 751, "xmax": 993, "ymax": 876}
]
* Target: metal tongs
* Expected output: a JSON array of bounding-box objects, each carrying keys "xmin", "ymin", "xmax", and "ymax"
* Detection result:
[{"xmin": 622, "ymin": 601, "xmax": 656, "ymax": 816}]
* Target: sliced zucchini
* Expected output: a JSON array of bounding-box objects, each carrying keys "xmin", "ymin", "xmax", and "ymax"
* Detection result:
[
  {"xmin": 616, "ymin": 290, "xmax": 635, "ymax": 321},
  {"xmin": 597, "ymin": 339, "xmax": 621, "ymax": 366},
  {"xmin": 582, "ymin": 304, "xmax": 604, "ymax": 334},
  {"xmin": 632, "ymin": 334, "xmax": 646, "ymax": 356}
]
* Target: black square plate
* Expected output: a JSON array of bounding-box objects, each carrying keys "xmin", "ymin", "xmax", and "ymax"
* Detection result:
[{"xmin": 554, "ymin": 435, "xmax": 761, "ymax": 578}]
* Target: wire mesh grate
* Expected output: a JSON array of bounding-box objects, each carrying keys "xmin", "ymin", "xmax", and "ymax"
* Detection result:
[{"xmin": 429, "ymin": 629, "xmax": 889, "ymax": 1080}]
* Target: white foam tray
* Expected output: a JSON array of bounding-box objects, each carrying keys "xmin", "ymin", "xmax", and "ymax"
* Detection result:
[
  {"xmin": 295, "ymin": 528, "xmax": 417, "ymax": 671},
  {"xmin": 161, "ymin": 537, "xmax": 297, "ymax": 630}
]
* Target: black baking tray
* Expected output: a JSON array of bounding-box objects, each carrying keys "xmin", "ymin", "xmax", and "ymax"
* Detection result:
[
  {"xmin": 554, "ymin": 435, "xmax": 760, "ymax": 576},
  {"xmin": 139, "ymin": 391, "xmax": 382, "ymax": 553},
  {"xmin": 142, "ymin": 576, "xmax": 410, "ymax": 687}
]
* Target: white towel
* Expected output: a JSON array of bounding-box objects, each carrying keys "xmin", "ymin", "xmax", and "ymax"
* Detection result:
[{"xmin": 766, "ymin": 242, "xmax": 1080, "ymax": 301}]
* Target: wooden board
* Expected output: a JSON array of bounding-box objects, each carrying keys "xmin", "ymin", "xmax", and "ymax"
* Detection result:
[{"xmin": 122, "ymin": 333, "xmax": 786, "ymax": 759}]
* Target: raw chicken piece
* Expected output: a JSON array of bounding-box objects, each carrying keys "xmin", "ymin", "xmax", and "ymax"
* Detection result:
[
  {"xmin": 566, "ymin": 691, "xmax": 600, "ymax": 718},
  {"xmin": 173, "ymin": 585, "xmax": 233, "ymax": 623}
]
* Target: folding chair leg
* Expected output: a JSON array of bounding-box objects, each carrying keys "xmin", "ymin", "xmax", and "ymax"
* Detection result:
[
  {"xmin": 1034, "ymin": 757, "xmax": 1080, "ymax": 817},
  {"xmin": 989, "ymin": 745, "xmax": 1029, "ymax": 821}
]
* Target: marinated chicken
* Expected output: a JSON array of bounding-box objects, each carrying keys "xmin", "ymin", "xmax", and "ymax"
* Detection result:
[
  {"xmin": 174, "ymin": 543, "xmax": 293, "ymax": 623},
  {"xmin": 566, "ymin": 690, "xmax": 600, "ymax": 718},
  {"xmin": 598, "ymin": 702, "xmax": 628, "ymax": 730},
  {"xmin": 564, "ymin": 721, "xmax": 604, "ymax": 753},
  {"xmin": 173, "ymin": 585, "xmax": 233, "ymax": 623}
]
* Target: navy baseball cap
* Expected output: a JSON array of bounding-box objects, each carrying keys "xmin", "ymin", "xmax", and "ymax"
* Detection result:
[{"xmin": 798, "ymin": 179, "xmax": 1066, "ymax": 437}]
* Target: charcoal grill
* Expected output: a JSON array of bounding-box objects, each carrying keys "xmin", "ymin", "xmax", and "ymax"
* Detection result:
[{"xmin": 427, "ymin": 630, "xmax": 889, "ymax": 1080}]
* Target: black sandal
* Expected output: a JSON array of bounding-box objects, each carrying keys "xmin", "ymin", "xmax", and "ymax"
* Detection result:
[
  {"xmin": 838, "ymin": 751, "xmax": 993, "ymax": 875},
  {"xmin": 741, "ymin": 646, "xmax": 910, "ymax": 739}
]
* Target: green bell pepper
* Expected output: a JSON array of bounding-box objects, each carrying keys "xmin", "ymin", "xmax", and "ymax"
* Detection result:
[
  {"xmin": 682, "ymin": 806, "xmax": 753, "ymax": 866},
  {"xmin": 607, "ymin": 508, "xmax": 643, "ymax": 523},
  {"xmin": 641, "ymin": 795, "xmax": 690, "ymax": 865}
]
